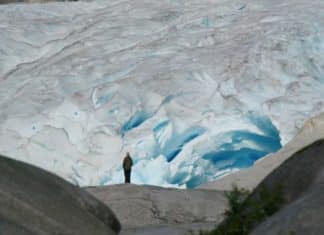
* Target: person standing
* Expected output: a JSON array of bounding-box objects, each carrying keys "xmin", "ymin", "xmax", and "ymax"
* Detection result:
[{"xmin": 123, "ymin": 152, "xmax": 133, "ymax": 183}]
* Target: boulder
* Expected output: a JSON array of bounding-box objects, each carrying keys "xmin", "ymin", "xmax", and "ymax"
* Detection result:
[
  {"xmin": 0, "ymin": 155, "xmax": 121, "ymax": 235},
  {"xmin": 251, "ymin": 139, "xmax": 324, "ymax": 235}
]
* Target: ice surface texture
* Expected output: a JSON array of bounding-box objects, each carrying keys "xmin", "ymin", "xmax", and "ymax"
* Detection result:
[{"xmin": 0, "ymin": 0, "xmax": 323, "ymax": 187}]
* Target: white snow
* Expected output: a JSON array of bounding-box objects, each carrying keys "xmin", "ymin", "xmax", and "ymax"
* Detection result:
[{"xmin": 0, "ymin": 0, "xmax": 323, "ymax": 187}]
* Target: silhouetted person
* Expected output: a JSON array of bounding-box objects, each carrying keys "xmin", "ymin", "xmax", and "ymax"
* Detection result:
[{"xmin": 123, "ymin": 152, "xmax": 133, "ymax": 183}]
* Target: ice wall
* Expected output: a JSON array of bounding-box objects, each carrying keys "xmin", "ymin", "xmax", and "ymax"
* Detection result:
[{"xmin": 0, "ymin": 0, "xmax": 323, "ymax": 187}]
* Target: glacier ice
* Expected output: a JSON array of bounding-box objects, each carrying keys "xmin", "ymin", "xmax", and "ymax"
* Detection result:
[{"xmin": 0, "ymin": 0, "xmax": 323, "ymax": 188}]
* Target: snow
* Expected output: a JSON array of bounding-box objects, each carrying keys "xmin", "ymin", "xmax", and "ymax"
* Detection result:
[{"xmin": 0, "ymin": 0, "xmax": 323, "ymax": 188}]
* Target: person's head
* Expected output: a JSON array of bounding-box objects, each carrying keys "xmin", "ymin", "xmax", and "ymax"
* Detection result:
[{"xmin": 126, "ymin": 152, "xmax": 130, "ymax": 157}]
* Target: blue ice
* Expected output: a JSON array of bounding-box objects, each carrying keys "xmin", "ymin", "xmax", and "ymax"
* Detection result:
[
  {"xmin": 161, "ymin": 126, "xmax": 206, "ymax": 162},
  {"xmin": 238, "ymin": 4, "xmax": 247, "ymax": 11},
  {"xmin": 171, "ymin": 113, "xmax": 281, "ymax": 188},
  {"xmin": 121, "ymin": 111, "xmax": 151, "ymax": 135}
]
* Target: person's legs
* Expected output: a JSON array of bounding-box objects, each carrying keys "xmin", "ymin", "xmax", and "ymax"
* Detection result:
[{"xmin": 125, "ymin": 170, "xmax": 131, "ymax": 183}]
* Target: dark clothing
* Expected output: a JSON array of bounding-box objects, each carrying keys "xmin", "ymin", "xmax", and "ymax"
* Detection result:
[
  {"xmin": 123, "ymin": 155, "xmax": 133, "ymax": 183},
  {"xmin": 123, "ymin": 156, "xmax": 133, "ymax": 170},
  {"xmin": 124, "ymin": 169, "xmax": 131, "ymax": 183}
]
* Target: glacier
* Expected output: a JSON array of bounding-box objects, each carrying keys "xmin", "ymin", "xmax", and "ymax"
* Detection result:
[{"xmin": 0, "ymin": 0, "xmax": 323, "ymax": 188}]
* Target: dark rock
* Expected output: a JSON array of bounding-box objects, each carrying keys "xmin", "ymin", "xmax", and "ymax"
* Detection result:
[
  {"xmin": 0, "ymin": 155, "xmax": 121, "ymax": 235},
  {"xmin": 251, "ymin": 139, "xmax": 324, "ymax": 235}
]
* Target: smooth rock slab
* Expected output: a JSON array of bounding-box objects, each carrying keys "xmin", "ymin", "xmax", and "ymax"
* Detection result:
[
  {"xmin": 251, "ymin": 186, "xmax": 324, "ymax": 235},
  {"xmin": 87, "ymin": 184, "xmax": 226, "ymax": 229},
  {"xmin": 120, "ymin": 222, "xmax": 216, "ymax": 235},
  {"xmin": 0, "ymin": 155, "xmax": 120, "ymax": 235},
  {"xmin": 250, "ymin": 139, "xmax": 324, "ymax": 235}
]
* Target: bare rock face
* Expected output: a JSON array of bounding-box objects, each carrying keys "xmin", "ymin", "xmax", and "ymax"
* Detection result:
[
  {"xmin": 252, "ymin": 186, "xmax": 324, "ymax": 235},
  {"xmin": 118, "ymin": 223, "xmax": 217, "ymax": 235},
  {"xmin": 250, "ymin": 139, "xmax": 324, "ymax": 235},
  {"xmin": 87, "ymin": 184, "xmax": 227, "ymax": 233},
  {"xmin": 0, "ymin": 155, "xmax": 120, "ymax": 235}
]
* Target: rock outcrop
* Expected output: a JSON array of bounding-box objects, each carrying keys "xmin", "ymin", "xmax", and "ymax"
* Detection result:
[
  {"xmin": 87, "ymin": 184, "xmax": 227, "ymax": 234},
  {"xmin": 250, "ymin": 139, "xmax": 324, "ymax": 235},
  {"xmin": 0, "ymin": 155, "xmax": 120, "ymax": 235}
]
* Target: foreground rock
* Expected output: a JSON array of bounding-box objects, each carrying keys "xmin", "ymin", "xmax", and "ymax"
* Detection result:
[
  {"xmin": 0, "ymin": 155, "xmax": 120, "ymax": 235},
  {"xmin": 250, "ymin": 139, "xmax": 324, "ymax": 235},
  {"xmin": 87, "ymin": 184, "xmax": 226, "ymax": 234},
  {"xmin": 119, "ymin": 223, "xmax": 216, "ymax": 235}
]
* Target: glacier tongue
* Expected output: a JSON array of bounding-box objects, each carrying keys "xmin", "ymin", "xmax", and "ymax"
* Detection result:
[{"xmin": 0, "ymin": 0, "xmax": 323, "ymax": 187}]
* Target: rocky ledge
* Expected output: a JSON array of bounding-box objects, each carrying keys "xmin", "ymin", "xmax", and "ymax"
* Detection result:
[{"xmin": 87, "ymin": 184, "xmax": 226, "ymax": 235}]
